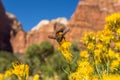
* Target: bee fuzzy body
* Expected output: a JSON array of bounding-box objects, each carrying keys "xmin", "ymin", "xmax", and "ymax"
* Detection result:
[{"xmin": 48, "ymin": 23, "xmax": 70, "ymax": 44}]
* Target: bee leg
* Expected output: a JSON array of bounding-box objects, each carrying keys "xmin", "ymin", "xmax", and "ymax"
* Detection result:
[{"xmin": 48, "ymin": 35, "xmax": 56, "ymax": 39}]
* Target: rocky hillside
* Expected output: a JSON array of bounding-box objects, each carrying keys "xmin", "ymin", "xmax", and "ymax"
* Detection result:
[{"xmin": 1, "ymin": 0, "xmax": 120, "ymax": 53}]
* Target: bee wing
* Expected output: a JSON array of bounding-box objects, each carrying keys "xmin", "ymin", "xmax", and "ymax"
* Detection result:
[
  {"xmin": 63, "ymin": 28, "xmax": 70, "ymax": 35},
  {"xmin": 48, "ymin": 35, "xmax": 56, "ymax": 39}
]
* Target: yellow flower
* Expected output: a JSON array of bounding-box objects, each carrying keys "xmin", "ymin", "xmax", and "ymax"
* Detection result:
[
  {"xmin": 62, "ymin": 40, "xmax": 71, "ymax": 47},
  {"xmin": 58, "ymin": 41, "xmax": 72, "ymax": 63},
  {"xmin": 94, "ymin": 49, "xmax": 101, "ymax": 56},
  {"xmin": 11, "ymin": 61, "xmax": 29, "ymax": 80},
  {"xmin": 0, "ymin": 73, "xmax": 4, "ymax": 80},
  {"xmin": 77, "ymin": 60, "xmax": 93, "ymax": 75},
  {"xmin": 115, "ymin": 53, "xmax": 120, "ymax": 62},
  {"xmin": 97, "ymin": 29, "xmax": 113, "ymax": 44},
  {"xmin": 96, "ymin": 43, "xmax": 103, "ymax": 50},
  {"xmin": 111, "ymin": 60, "xmax": 119, "ymax": 67},
  {"xmin": 115, "ymin": 42, "xmax": 120, "ymax": 51},
  {"xmin": 117, "ymin": 29, "xmax": 120, "ymax": 35},
  {"xmin": 80, "ymin": 50, "xmax": 89, "ymax": 58},
  {"xmin": 81, "ymin": 32, "xmax": 89, "ymax": 45},
  {"xmin": 53, "ymin": 74, "xmax": 58, "ymax": 80},
  {"xmin": 105, "ymin": 13, "xmax": 120, "ymax": 31},
  {"xmin": 69, "ymin": 60, "xmax": 93, "ymax": 80},
  {"xmin": 104, "ymin": 24, "xmax": 109, "ymax": 30},
  {"xmin": 92, "ymin": 75, "xmax": 99, "ymax": 80},
  {"xmin": 110, "ymin": 60, "xmax": 119, "ymax": 72},
  {"xmin": 87, "ymin": 42, "xmax": 94, "ymax": 50},
  {"xmin": 94, "ymin": 49, "xmax": 101, "ymax": 64},
  {"xmin": 105, "ymin": 13, "xmax": 120, "ymax": 23},
  {"xmin": 4, "ymin": 69, "xmax": 12, "ymax": 79},
  {"xmin": 69, "ymin": 72, "xmax": 82, "ymax": 80},
  {"xmin": 108, "ymin": 49, "xmax": 115, "ymax": 58},
  {"xmin": 32, "ymin": 74, "xmax": 40, "ymax": 80},
  {"xmin": 81, "ymin": 31, "xmax": 96, "ymax": 45},
  {"xmin": 102, "ymin": 74, "xmax": 120, "ymax": 80}
]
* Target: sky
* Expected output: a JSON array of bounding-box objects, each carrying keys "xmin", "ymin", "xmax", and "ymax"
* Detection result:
[{"xmin": 2, "ymin": 0, "xmax": 79, "ymax": 32}]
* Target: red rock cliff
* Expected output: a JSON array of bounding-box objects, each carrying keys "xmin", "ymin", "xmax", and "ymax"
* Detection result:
[{"xmin": 68, "ymin": 0, "xmax": 120, "ymax": 41}]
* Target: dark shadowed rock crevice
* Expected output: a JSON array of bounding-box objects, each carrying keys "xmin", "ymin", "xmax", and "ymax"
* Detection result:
[
  {"xmin": 0, "ymin": 0, "xmax": 13, "ymax": 52},
  {"xmin": 0, "ymin": 0, "xmax": 23, "ymax": 52}
]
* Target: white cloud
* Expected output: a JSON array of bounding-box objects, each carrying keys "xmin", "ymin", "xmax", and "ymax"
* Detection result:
[
  {"xmin": 31, "ymin": 20, "xmax": 50, "ymax": 31},
  {"xmin": 31, "ymin": 17, "xmax": 68, "ymax": 31},
  {"xmin": 51, "ymin": 17, "xmax": 68, "ymax": 25}
]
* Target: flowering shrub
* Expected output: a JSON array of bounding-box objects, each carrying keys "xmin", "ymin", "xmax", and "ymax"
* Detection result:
[
  {"xmin": 67, "ymin": 13, "xmax": 120, "ymax": 80},
  {"xmin": 58, "ymin": 41, "xmax": 73, "ymax": 63},
  {"xmin": 11, "ymin": 61, "xmax": 29, "ymax": 80},
  {"xmin": 0, "ymin": 61, "xmax": 40, "ymax": 80}
]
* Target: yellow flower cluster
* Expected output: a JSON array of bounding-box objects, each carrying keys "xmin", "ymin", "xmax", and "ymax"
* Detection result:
[
  {"xmin": 0, "ymin": 70, "xmax": 13, "ymax": 80},
  {"xmin": 105, "ymin": 13, "xmax": 120, "ymax": 23},
  {"xmin": 4, "ymin": 69, "xmax": 13, "ymax": 80},
  {"xmin": 58, "ymin": 41, "xmax": 73, "ymax": 63},
  {"xmin": 68, "ymin": 13, "xmax": 120, "ymax": 80},
  {"xmin": 0, "ymin": 74, "xmax": 4, "ymax": 80},
  {"xmin": 0, "ymin": 61, "xmax": 31, "ymax": 80},
  {"xmin": 102, "ymin": 74, "xmax": 120, "ymax": 80},
  {"xmin": 117, "ymin": 29, "xmax": 120, "ymax": 35},
  {"xmin": 97, "ymin": 29, "xmax": 113, "ymax": 44},
  {"xmin": 69, "ymin": 60, "xmax": 93, "ymax": 80},
  {"xmin": 11, "ymin": 61, "xmax": 29, "ymax": 80},
  {"xmin": 105, "ymin": 13, "xmax": 120, "ymax": 31},
  {"xmin": 0, "ymin": 61, "xmax": 42, "ymax": 80},
  {"xmin": 81, "ymin": 31, "xmax": 96, "ymax": 45},
  {"xmin": 80, "ymin": 50, "xmax": 89, "ymax": 58},
  {"xmin": 115, "ymin": 41, "xmax": 120, "ymax": 51}
]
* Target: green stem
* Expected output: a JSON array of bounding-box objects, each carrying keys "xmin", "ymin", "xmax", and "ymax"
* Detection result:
[
  {"xmin": 95, "ymin": 65, "xmax": 102, "ymax": 80},
  {"xmin": 62, "ymin": 66, "xmax": 69, "ymax": 75},
  {"xmin": 68, "ymin": 63, "xmax": 72, "ymax": 80},
  {"xmin": 93, "ymin": 55, "xmax": 102, "ymax": 79},
  {"xmin": 106, "ymin": 57, "xmax": 110, "ymax": 75}
]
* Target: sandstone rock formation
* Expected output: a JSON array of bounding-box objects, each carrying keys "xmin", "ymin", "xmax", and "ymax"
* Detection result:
[
  {"xmin": 7, "ymin": 13, "xmax": 25, "ymax": 53},
  {"xmin": 0, "ymin": 0, "xmax": 24, "ymax": 52},
  {"xmin": 68, "ymin": 0, "xmax": 120, "ymax": 41}
]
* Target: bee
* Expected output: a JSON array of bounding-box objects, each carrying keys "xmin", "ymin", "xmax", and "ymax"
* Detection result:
[{"xmin": 48, "ymin": 23, "xmax": 70, "ymax": 44}]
